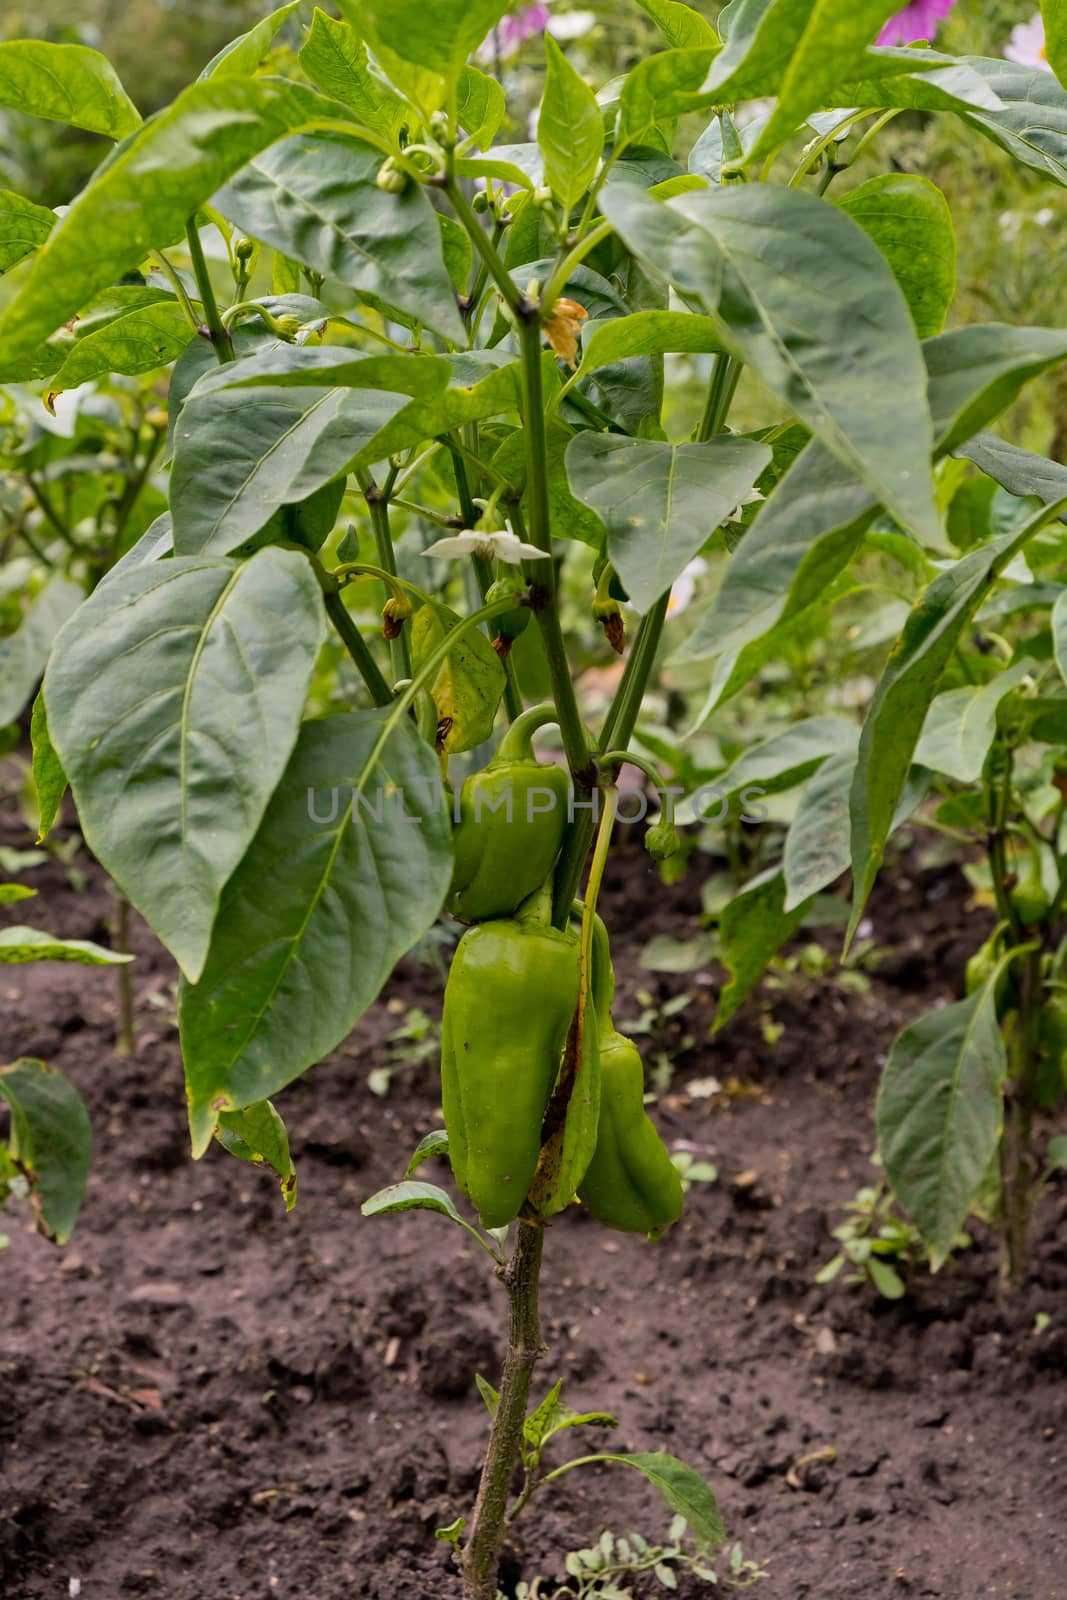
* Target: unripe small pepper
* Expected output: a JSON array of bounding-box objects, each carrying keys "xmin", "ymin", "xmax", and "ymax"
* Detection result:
[
  {"xmin": 578, "ymin": 917, "xmax": 684, "ymax": 1237},
  {"xmin": 1037, "ymin": 991, "xmax": 1067, "ymax": 1108},
  {"xmin": 486, "ymin": 574, "xmax": 530, "ymax": 659},
  {"xmin": 441, "ymin": 899, "xmax": 581, "ymax": 1229},
  {"xmin": 447, "ymin": 704, "xmax": 570, "ymax": 923}
]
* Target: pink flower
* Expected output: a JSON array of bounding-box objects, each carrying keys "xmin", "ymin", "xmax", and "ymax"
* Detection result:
[
  {"xmin": 478, "ymin": 4, "xmax": 550, "ymax": 60},
  {"xmin": 877, "ymin": 0, "xmax": 957, "ymax": 47},
  {"xmin": 1004, "ymin": 14, "xmax": 1053, "ymax": 72}
]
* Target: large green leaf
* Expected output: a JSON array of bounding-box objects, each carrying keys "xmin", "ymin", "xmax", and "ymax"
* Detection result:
[
  {"xmin": 600, "ymin": 182, "xmax": 938, "ymax": 543},
  {"xmin": 830, "ymin": 55, "xmax": 1004, "ymax": 120},
  {"xmin": 927, "ymin": 324, "xmax": 1067, "ymax": 454},
  {"xmin": 716, "ymin": 869, "xmax": 812, "ymax": 1027},
  {"xmin": 0, "ymin": 190, "xmax": 55, "ymax": 275},
  {"xmin": 0, "ymin": 927, "xmax": 132, "ymax": 965},
  {"xmin": 341, "ymin": 0, "xmax": 512, "ymax": 82},
  {"xmin": 538, "ymin": 35, "xmax": 603, "ymax": 212},
  {"xmin": 744, "ymin": 0, "xmax": 903, "ymax": 159},
  {"xmin": 0, "ymin": 77, "xmax": 358, "ymax": 378},
  {"xmin": 169, "ymin": 351, "xmax": 432, "ymax": 554},
  {"xmin": 956, "ymin": 56, "xmax": 1067, "ymax": 187},
  {"xmin": 0, "ymin": 40, "xmax": 140, "ymax": 138},
  {"xmin": 570, "ymin": 310, "xmax": 723, "ymax": 385},
  {"xmin": 43, "ymin": 549, "xmax": 325, "ymax": 983},
  {"xmin": 676, "ymin": 715, "xmax": 858, "ymax": 824},
  {"xmin": 836, "ymin": 174, "xmax": 956, "ymax": 340},
  {"xmin": 958, "ymin": 432, "xmax": 1067, "ymax": 520},
  {"xmin": 298, "ymin": 9, "xmax": 408, "ymax": 137},
  {"xmin": 198, "ymin": 0, "xmax": 302, "ymax": 80},
  {"xmin": 213, "ymin": 132, "xmax": 465, "ymax": 343},
  {"xmin": 782, "ymin": 752, "xmax": 929, "ymax": 911},
  {"xmin": 179, "ymin": 710, "xmax": 452, "ymax": 1155},
  {"xmin": 914, "ymin": 659, "xmax": 1035, "ymax": 784},
  {"xmin": 636, "ymin": 0, "xmax": 719, "ymax": 49},
  {"xmin": 566, "ymin": 433, "xmax": 770, "ymax": 612},
  {"xmin": 848, "ymin": 495, "xmax": 1067, "ymax": 943},
  {"xmin": 47, "ymin": 297, "xmax": 193, "ymax": 392},
  {"xmin": 617, "ymin": 48, "xmax": 718, "ymax": 148},
  {"xmin": 0, "ymin": 577, "xmax": 82, "ymax": 726},
  {"xmin": 679, "ymin": 324, "xmax": 1067, "ymax": 670},
  {"xmin": 1044, "ymin": 0, "xmax": 1067, "ymax": 88},
  {"xmin": 0, "ymin": 1059, "xmax": 92, "ymax": 1245},
  {"xmin": 877, "ymin": 980, "xmax": 1006, "ymax": 1264}
]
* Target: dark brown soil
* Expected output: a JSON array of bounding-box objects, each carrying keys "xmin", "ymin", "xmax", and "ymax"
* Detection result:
[{"xmin": 2, "ymin": 807, "xmax": 1066, "ymax": 1600}]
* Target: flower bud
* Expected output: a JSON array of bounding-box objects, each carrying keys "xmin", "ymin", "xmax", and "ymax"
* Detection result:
[
  {"xmin": 376, "ymin": 158, "xmax": 408, "ymax": 194},
  {"xmin": 235, "ymin": 238, "xmax": 256, "ymax": 263},
  {"xmin": 645, "ymin": 818, "xmax": 681, "ymax": 863},
  {"xmin": 472, "ymin": 188, "xmax": 491, "ymax": 214}
]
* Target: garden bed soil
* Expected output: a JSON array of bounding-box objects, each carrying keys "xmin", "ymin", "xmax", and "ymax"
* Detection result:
[{"xmin": 2, "ymin": 809, "xmax": 1066, "ymax": 1600}]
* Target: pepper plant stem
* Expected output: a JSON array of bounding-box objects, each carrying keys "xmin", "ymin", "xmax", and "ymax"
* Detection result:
[
  {"xmin": 184, "ymin": 220, "xmax": 234, "ymax": 365},
  {"xmin": 323, "ymin": 591, "xmax": 393, "ymax": 707},
  {"xmin": 358, "ymin": 470, "xmax": 412, "ymax": 681},
  {"xmin": 461, "ymin": 1220, "xmax": 544, "ymax": 1600},
  {"xmin": 515, "ymin": 317, "xmax": 593, "ymax": 785}
]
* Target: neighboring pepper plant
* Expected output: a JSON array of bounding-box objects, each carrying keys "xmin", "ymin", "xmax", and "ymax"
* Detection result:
[{"xmin": 3, "ymin": 1, "xmax": 1067, "ymax": 1596}]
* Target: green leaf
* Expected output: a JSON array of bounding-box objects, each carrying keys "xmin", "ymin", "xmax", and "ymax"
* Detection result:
[
  {"xmin": 1044, "ymin": 1, "xmax": 1067, "ymax": 88},
  {"xmin": 199, "ymin": 0, "xmax": 302, "ymax": 80},
  {"xmin": 566, "ymin": 433, "xmax": 770, "ymax": 612},
  {"xmin": 340, "ymin": 0, "xmax": 512, "ymax": 86},
  {"xmin": 836, "ymin": 174, "xmax": 956, "ymax": 340},
  {"xmin": 591, "ymin": 1453, "xmax": 725, "ymax": 1548},
  {"xmin": 617, "ymin": 48, "xmax": 718, "ymax": 149},
  {"xmin": 0, "ymin": 927, "xmax": 132, "ymax": 966},
  {"xmin": 43, "ymin": 548, "xmax": 325, "ymax": 983},
  {"xmin": 0, "ymin": 577, "xmax": 82, "ymax": 726},
  {"xmin": 0, "ymin": 885, "xmax": 35, "ymax": 906},
  {"xmin": 405, "ymin": 1128, "xmax": 449, "ymax": 1178},
  {"xmin": 214, "ymin": 132, "xmax": 465, "ymax": 343},
  {"xmin": 866, "ymin": 1257, "xmax": 905, "ymax": 1299},
  {"xmin": 361, "ymin": 1179, "xmax": 466, "ymax": 1224},
  {"xmin": 30, "ymin": 692, "xmax": 66, "ymax": 844},
  {"xmin": 299, "ymin": 9, "xmax": 408, "ymax": 136},
  {"xmin": 410, "ymin": 602, "xmax": 506, "ymax": 754},
  {"xmin": 570, "ymin": 310, "xmax": 723, "ymax": 385},
  {"xmin": 678, "ymin": 324, "xmax": 1067, "ymax": 672},
  {"xmin": 544, "ymin": 1407, "xmax": 620, "ymax": 1441},
  {"xmin": 878, "ymin": 981, "xmax": 1006, "ymax": 1264},
  {"xmin": 539, "ymin": 35, "xmax": 604, "ymax": 213},
  {"xmin": 0, "ymin": 40, "xmax": 140, "ymax": 138},
  {"xmin": 0, "ymin": 190, "xmax": 55, "ymax": 275},
  {"xmin": 832, "ymin": 53, "xmax": 1006, "ymax": 117},
  {"xmin": 914, "ymin": 659, "xmax": 1035, "ymax": 784},
  {"xmin": 783, "ymin": 754, "xmax": 927, "ymax": 912},
  {"xmin": 524, "ymin": 1380, "xmax": 564, "ymax": 1450},
  {"xmin": 848, "ymin": 495, "xmax": 1067, "ymax": 943},
  {"xmin": 956, "ymin": 56, "xmax": 1067, "ymax": 187},
  {"xmin": 475, "ymin": 1373, "xmax": 501, "ymax": 1417},
  {"xmin": 600, "ymin": 182, "xmax": 938, "ymax": 543},
  {"xmin": 636, "ymin": 0, "xmax": 719, "ymax": 49},
  {"xmin": 216, "ymin": 1100, "xmax": 297, "ymax": 1211},
  {"xmin": 676, "ymin": 715, "xmax": 858, "ymax": 824},
  {"xmin": 169, "ymin": 349, "xmax": 438, "ymax": 555},
  {"xmin": 179, "ymin": 711, "xmax": 452, "ymax": 1155},
  {"xmin": 716, "ymin": 869, "xmax": 812, "ymax": 1027},
  {"xmin": 0, "ymin": 77, "xmax": 358, "ymax": 378},
  {"xmin": 744, "ymin": 1, "xmax": 903, "ymax": 159},
  {"xmin": 0, "ymin": 1059, "xmax": 92, "ymax": 1244},
  {"xmin": 928, "ymin": 325, "xmax": 1067, "ymax": 455},
  {"xmin": 957, "ymin": 432, "xmax": 1067, "ymax": 519},
  {"xmin": 457, "ymin": 64, "xmax": 507, "ymax": 151},
  {"xmin": 47, "ymin": 297, "xmax": 193, "ymax": 391},
  {"xmin": 368, "ymin": 350, "xmax": 527, "ymax": 461}
]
